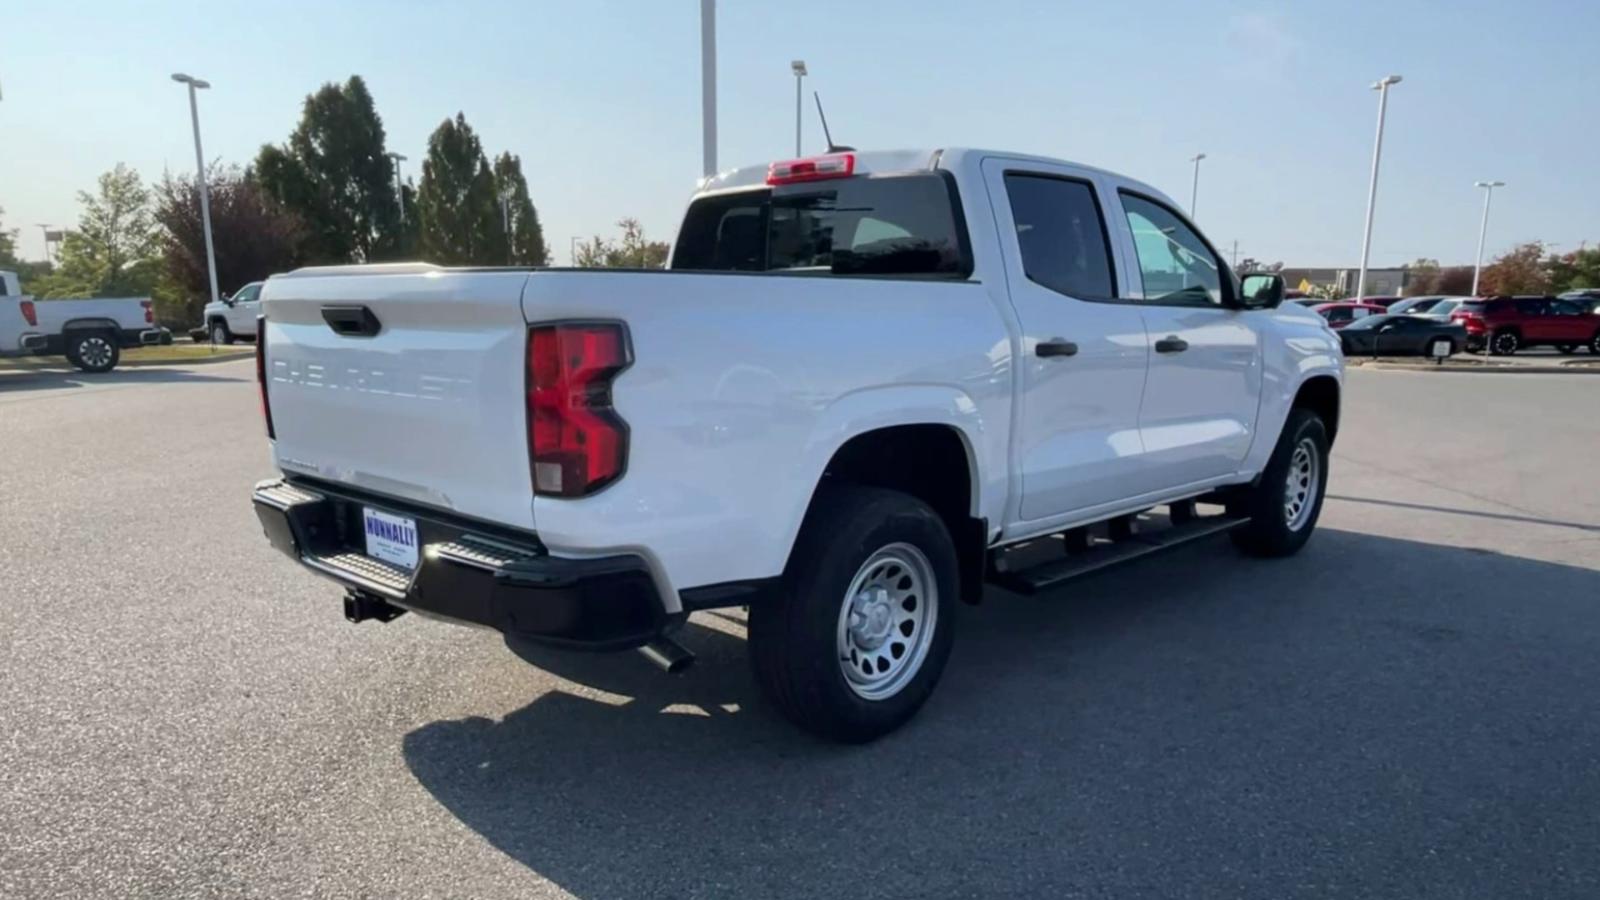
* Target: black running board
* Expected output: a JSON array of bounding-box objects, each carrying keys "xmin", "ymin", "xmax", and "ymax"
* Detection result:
[{"xmin": 989, "ymin": 511, "xmax": 1247, "ymax": 595}]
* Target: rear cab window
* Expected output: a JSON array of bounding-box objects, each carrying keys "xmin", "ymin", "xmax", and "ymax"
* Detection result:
[{"xmin": 671, "ymin": 172, "xmax": 971, "ymax": 278}]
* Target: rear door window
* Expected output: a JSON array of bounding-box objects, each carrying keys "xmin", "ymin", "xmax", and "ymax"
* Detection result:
[
  {"xmin": 672, "ymin": 172, "xmax": 971, "ymax": 278},
  {"xmin": 1002, "ymin": 173, "xmax": 1116, "ymax": 300}
]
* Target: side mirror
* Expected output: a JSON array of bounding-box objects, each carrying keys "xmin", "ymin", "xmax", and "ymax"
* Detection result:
[{"xmin": 1237, "ymin": 273, "xmax": 1284, "ymax": 310}]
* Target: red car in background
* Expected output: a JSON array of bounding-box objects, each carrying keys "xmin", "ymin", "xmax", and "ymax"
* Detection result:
[
  {"xmin": 1356, "ymin": 296, "xmax": 1404, "ymax": 309},
  {"xmin": 1451, "ymin": 296, "xmax": 1600, "ymax": 354},
  {"xmin": 1313, "ymin": 302, "xmax": 1390, "ymax": 329}
]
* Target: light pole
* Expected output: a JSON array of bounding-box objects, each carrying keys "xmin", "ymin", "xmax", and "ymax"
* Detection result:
[
  {"xmin": 1188, "ymin": 153, "xmax": 1205, "ymax": 218},
  {"xmin": 1471, "ymin": 180, "xmax": 1504, "ymax": 297},
  {"xmin": 387, "ymin": 152, "xmax": 407, "ymax": 224},
  {"xmin": 499, "ymin": 187, "xmax": 515, "ymax": 266},
  {"xmin": 172, "ymin": 73, "xmax": 220, "ymax": 308},
  {"xmin": 791, "ymin": 60, "xmax": 807, "ymax": 156},
  {"xmin": 700, "ymin": 0, "xmax": 717, "ymax": 177},
  {"xmin": 1354, "ymin": 74, "xmax": 1402, "ymax": 303}
]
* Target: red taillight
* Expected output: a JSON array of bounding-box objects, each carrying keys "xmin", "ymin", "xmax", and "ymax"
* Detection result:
[
  {"xmin": 19, "ymin": 300, "xmax": 37, "ymax": 327},
  {"xmin": 141, "ymin": 300, "xmax": 153, "ymax": 324},
  {"xmin": 766, "ymin": 153, "xmax": 855, "ymax": 185},
  {"xmin": 526, "ymin": 322, "xmax": 631, "ymax": 498},
  {"xmin": 255, "ymin": 316, "xmax": 274, "ymax": 439}
]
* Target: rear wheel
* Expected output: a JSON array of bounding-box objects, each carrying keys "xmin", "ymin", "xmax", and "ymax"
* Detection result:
[
  {"xmin": 1491, "ymin": 330, "xmax": 1520, "ymax": 355},
  {"xmin": 1590, "ymin": 331, "xmax": 1600, "ymax": 355},
  {"xmin": 68, "ymin": 331, "xmax": 120, "ymax": 373},
  {"xmin": 748, "ymin": 485, "xmax": 957, "ymax": 743},
  {"xmin": 1230, "ymin": 408, "xmax": 1329, "ymax": 558}
]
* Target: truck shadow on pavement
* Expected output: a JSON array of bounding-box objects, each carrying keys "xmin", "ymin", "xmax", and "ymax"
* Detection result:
[
  {"xmin": 0, "ymin": 366, "xmax": 241, "ymax": 393},
  {"xmin": 403, "ymin": 528, "xmax": 1600, "ymax": 899}
]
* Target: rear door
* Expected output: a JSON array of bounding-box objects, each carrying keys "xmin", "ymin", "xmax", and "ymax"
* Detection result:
[
  {"xmin": 1110, "ymin": 190, "xmax": 1261, "ymax": 491},
  {"xmin": 981, "ymin": 158, "xmax": 1150, "ymax": 520},
  {"xmin": 260, "ymin": 270, "xmax": 537, "ymax": 528}
]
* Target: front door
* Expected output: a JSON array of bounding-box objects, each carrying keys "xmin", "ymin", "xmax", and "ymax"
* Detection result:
[
  {"xmin": 228, "ymin": 282, "xmax": 263, "ymax": 335},
  {"xmin": 1111, "ymin": 191, "xmax": 1261, "ymax": 491},
  {"xmin": 982, "ymin": 158, "xmax": 1149, "ymax": 522}
]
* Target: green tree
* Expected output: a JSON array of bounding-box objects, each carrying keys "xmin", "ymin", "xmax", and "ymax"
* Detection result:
[
  {"xmin": 1545, "ymin": 246, "xmax": 1600, "ymax": 292},
  {"xmin": 1478, "ymin": 242, "xmax": 1550, "ymax": 295},
  {"xmin": 0, "ymin": 205, "xmax": 18, "ymax": 267},
  {"xmin": 153, "ymin": 165, "xmax": 305, "ymax": 326},
  {"xmin": 491, "ymin": 152, "xmax": 549, "ymax": 266},
  {"xmin": 253, "ymin": 75, "xmax": 402, "ymax": 263},
  {"xmin": 574, "ymin": 218, "xmax": 669, "ymax": 269},
  {"xmin": 29, "ymin": 164, "xmax": 158, "ymax": 299},
  {"xmin": 1404, "ymin": 257, "xmax": 1441, "ymax": 295},
  {"xmin": 416, "ymin": 113, "xmax": 499, "ymax": 265}
]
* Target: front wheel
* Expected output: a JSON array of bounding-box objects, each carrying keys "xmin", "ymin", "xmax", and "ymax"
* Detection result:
[
  {"xmin": 68, "ymin": 332, "xmax": 120, "ymax": 373},
  {"xmin": 748, "ymin": 485, "xmax": 957, "ymax": 743},
  {"xmin": 1230, "ymin": 408, "xmax": 1330, "ymax": 557},
  {"xmin": 210, "ymin": 320, "xmax": 234, "ymax": 345}
]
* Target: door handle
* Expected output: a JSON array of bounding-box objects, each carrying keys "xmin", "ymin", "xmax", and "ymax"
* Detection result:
[
  {"xmin": 1154, "ymin": 336, "xmax": 1189, "ymax": 354},
  {"xmin": 1036, "ymin": 339, "xmax": 1079, "ymax": 358}
]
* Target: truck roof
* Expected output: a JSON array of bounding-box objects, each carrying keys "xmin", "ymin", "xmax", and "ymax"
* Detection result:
[{"xmin": 696, "ymin": 147, "xmax": 1173, "ymax": 207}]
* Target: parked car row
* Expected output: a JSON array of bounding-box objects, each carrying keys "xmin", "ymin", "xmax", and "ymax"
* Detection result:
[{"xmin": 1300, "ymin": 290, "xmax": 1600, "ymax": 356}]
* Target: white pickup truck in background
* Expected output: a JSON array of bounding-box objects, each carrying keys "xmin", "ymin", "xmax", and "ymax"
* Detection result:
[
  {"xmin": 0, "ymin": 269, "xmax": 165, "ymax": 372},
  {"xmin": 251, "ymin": 148, "xmax": 1343, "ymax": 742},
  {"xmin": 202, "ymin": 280, "xmax": 264, "ymax": 344}
]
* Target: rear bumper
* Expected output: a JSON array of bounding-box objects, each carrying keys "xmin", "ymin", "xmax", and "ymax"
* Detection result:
[
  {"xmin": 19, "ymin": 332, "xmax": 47, "ymax": 352},
  {"xmin": 139, "ymin": 328, "xmax": 166, "ymax": 345},
  {"xmin": 251, "ymin": 477, "xmax": 674, "ymax": 650}
]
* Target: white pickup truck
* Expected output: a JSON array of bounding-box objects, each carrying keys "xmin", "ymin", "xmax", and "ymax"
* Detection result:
[
  {"xmin": 251, "ymin": 148, "xmax": 1343, "ymax": 742},
  {"xmin": 0, "ymin": 270, "xmax": 165, "ymax": 372}
]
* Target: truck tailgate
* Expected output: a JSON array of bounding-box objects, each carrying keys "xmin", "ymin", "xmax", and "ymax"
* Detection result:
[{"xmin": 261, "ymin": 270, "xmax": 536, "ymax": 529}]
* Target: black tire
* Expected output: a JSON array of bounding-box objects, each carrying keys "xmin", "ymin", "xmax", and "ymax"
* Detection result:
[
  {"xmin": 1590, "ymin": 331, "xmax": 1600, "ymax": 355},
  {"xmin": 1490, "ymin": 330, "xmax": 1519, "ymax": 355},
  {"xmin": 1229, "ymin": 408, "xmax": 1330, "ymax": 558},
  {"xmin": 68, "ymin": 331, "xmax": 120, "ymax": 374},
  {"xmin": 209, "ymin": 319, "xmax": 234, "ymax": 345},
  {"xmin": 748, "ymin": 484, "xmax": 957, "ymax": 743}
]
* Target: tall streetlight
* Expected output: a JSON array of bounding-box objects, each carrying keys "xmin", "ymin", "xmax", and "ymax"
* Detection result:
[
  {"xmin": 700, "ymin": 0, "xmax": 717, "ymax": 177},
  {"xmin": 791, "ymin": 60, "xmax": 807, "ymax": 156},
  {"xmin": 172, "ymin": 73, "xmax": 220, "ymax": 308},
  {"xmin": 1471, "ymin": 180, "xmax": 1505, "ymax": 297},
  {"xmin": 1188, "ymin": 153, "xmax": 1206, "ymax": 218},
  {"xmin": 386, "ymin": 152, "xmax": 407, "ymax": 224},
  {"xmin": 1354, "ymin": 74, "xmax": 1402, "ymax": 303},
  {"xmin": 499, "ymin": 187, "xmax": 516, "ymax": 265}
]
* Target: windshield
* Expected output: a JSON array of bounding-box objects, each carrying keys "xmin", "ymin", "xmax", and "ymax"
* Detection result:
[{"xmin": 671, "ymin": 172, "xmax": 971, "ymax": 278}]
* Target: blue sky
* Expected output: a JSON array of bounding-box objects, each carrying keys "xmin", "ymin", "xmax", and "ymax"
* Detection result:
[{"xmin": 3, "ymin": 0, "xmax": 1597, "ymax": 270}]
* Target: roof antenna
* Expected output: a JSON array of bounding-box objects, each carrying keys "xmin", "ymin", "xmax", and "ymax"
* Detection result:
[{"xmin": 813, "ymin": 91, "xmax": 855, "ymax": 153}]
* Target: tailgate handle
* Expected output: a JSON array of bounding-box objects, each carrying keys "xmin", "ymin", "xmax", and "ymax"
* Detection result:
[{"xmin": 321, "ymin": 305, "xmax": 382, "ymax": 337}]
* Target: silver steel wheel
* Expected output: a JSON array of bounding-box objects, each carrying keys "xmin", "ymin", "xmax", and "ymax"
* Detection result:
[
  {"xmin": 1282, "ymin": 437, "xmax": 1320, "ymax": 531},
  {"xmin": 211, "ymin": 323, "xmax": 228, "ymax": 344},
  {"xmin": 836, "ymin": 542, "xmax": 938, "ymax": 701},
  {"xmin": 77, "ymin": 336, "xmax": 114, "ymax": 369}
]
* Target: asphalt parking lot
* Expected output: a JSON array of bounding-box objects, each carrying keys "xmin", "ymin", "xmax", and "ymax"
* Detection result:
[{"xmin": 2, "ymin": 360, "xmax": 1598, "ymax": 899}]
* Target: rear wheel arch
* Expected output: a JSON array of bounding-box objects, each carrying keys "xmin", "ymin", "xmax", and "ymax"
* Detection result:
[{"xmin": 796, "ymin": 424, "xmax": 987, "ymax": 605}]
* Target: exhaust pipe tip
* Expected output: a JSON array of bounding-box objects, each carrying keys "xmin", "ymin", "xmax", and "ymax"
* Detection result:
[{"xmin": 639, "ymin": 636, "xmax": 695, "ymax": 674}]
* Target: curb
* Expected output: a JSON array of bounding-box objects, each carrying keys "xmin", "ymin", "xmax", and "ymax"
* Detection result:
[{"xmin": 1358, "ymin": 361, "xmax": 1600, "ymax": 375}]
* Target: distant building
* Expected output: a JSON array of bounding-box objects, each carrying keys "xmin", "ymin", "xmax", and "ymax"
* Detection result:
[{"xmin": 1278, "ymin": 267, "xmax": 1410, "ymax": 298}]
